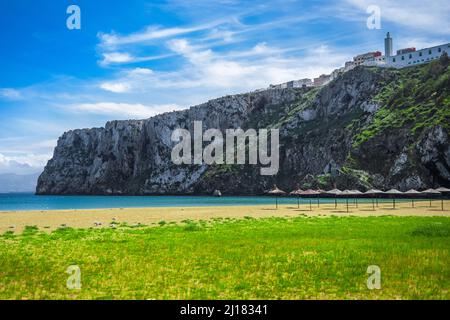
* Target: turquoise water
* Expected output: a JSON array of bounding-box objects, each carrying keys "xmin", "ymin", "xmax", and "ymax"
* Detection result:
[{"xmin": 0, "ymin": 193, "xmax": 415, "ymax": 211}]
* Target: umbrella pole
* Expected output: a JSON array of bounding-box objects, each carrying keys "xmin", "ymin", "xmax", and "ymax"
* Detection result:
[
  {"xmin": 346, "ymin": 198, "xmax": 349, "ymax": 213},
  {"xmin": 442, "ymin": 198, "xmax": 444, "ymax": 211},
  {"xmin": 309, "ymin": 199, "xmax": 312, "ymax": 211},
  {"xmin": 430, "ymin": 199, "xmax": 432, "ymax": 207},
  {"xmin": 297, "ymin": 196, "xmax": 299, "ymax": 209},
  {"xmin": 393, "ymin": 198, "xmax": 395, "ymax": 209},
  {"xmin": 356, "ymin": 198, "xmax": 358, "ymax": 208},
  {"xmin": 412, "ymin": 199, "xmax": 414, "ymax": 208},
  {"xmin": 372, "ymin": 198, "xmax": 375, "ymax": 211},
  {"xmin": 376, "ymin": 197, "xmax": 378, "ymax": 207},
  {"xmin": 276, "ymin": 196, "xmax": 278, "ymax": 209},
  {"xmin": 334, "ymin": 196, "xmax": 337, "ymax": 209},
  {"xmin": 317, "ymin": 195, "xmax": 319, "ymax": 208}
]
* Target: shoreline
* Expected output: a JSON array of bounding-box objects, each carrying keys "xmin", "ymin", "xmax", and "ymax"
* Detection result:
[
  {"xmin": 1, "ymin": 193, "xmax": 446, "ymax": 212},
  {"xmin": 1, "ymin": 201, "xmax": 449, "ymax": 233}
]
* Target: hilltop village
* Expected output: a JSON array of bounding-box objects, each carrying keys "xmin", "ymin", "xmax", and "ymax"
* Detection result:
[{"xmin": 268, "ymin": 32, "xmax": 450, "ymax": 89}]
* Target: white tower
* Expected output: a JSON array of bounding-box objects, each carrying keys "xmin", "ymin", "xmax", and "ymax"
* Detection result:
[{"xmin": 385, "ymin": 32, "xmax": 393, "ymax": 57}]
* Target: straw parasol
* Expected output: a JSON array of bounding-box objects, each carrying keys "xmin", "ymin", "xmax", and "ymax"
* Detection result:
[
  {"xmin": 385, "ymin": 189, "xmax": 403, "ymax": 209},
  {"xmin": 435, "ymin": 187, "xmax": 450, "ymax": 211},
  {"xmin": 300, "ymin": 189, "xmax": 320, "ymax": 211},
  {"xmin": 422, "ymin": 188, "xmax": 441, "ymax": 208},
  {"xmin": 290, "ymin": 188, "xmax": 304, "ymax": 209},
  {"xmin": 404, "ymin": 189, "xmax": 421, "ymax": 208},
  {"xmin": 326, "ymin": 189, "xmax": 342, "ymax": 209},
  {"xmin": 422, "ymin": 188, "xmax": 440, "ymax": 194},
  {"xmin": 315, "ymin": 189, "xmax": 326, "ymax": 207},
  {"xmin": 340, "ymin": 190, "xmax": 355, "ymax": 213},
  {"xmin": 350, "ymin": 190, "xmax": 363, "ymax": 207},
  {"xmin": 268, "ymin": 185, "xmax": 286, "ymax": 209},
  {"xmin": 365, "ymin": 189, "xmax": 384, "ymax": 208}
]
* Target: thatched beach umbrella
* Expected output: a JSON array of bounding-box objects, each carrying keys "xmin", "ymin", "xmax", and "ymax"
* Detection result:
[
  {"xmin": 385, "ymin": 189, "xmax": 403, "ymax": 209},
  {"xmin": 268, "ymin": 185, "xmax": 286, "ymax": 209},
  {"xmin": 290, "ymin": 188, "xmax": 304, "ymax": 209},
  {"xmin": 350, "ymin": 190, "xmax": 363, "ymax": 207},
  {"xmin": 365, "ymin": 189, "xmax": 381, "ymax": 210},
  {"xmin": 435, "ymin": 187, "xmax": 450, "ymax": 211},
  {"xmin": 300, "ymin": 189, "xmax": 320, "ymax": 211},
  {"xmin": 315, "ymin": 189, "xmax": 326, "ymax": 207},
  {"xmin": 326, "ymin": 189, "xmax": 342, "ymax": 209},
  {"xmin": 340, "ymin": 190, "xmax": 355, "ymax": 213},
  {"xmin": 365, "ymin": 189, "xmax": 384, "ymax": 208},
  {"xmin": 404, "ymin": 189, "xmax": 421, "ymax": 208},
  {"xmin": 422, "ymin": 188, "xmax": 441, "ymax": 208}
]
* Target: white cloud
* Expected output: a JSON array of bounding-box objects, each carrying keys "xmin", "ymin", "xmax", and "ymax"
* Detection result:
[
  {"xmin": 99, "ymin": 39, "xmax": 348, "ymax": 95},
  {"xmin": 99, "ymin": 68, "xmax": 155, "ymax": 92},
  {"xmin": 100, "ymin": 82, "xmax": 131, "ymax": 93},
  {"xmin": 99, "ymin": 27, "xmax": 196, "ymax": 47},
  {"xmin": 71, "ymin": 102, "xmax": 183, "ymax": 119},
  {"xmin": 128, "ymin": 68, "xmax": 153, "ymax": 75},
  {"xmin": 0, "ymin": 88, "xmax": 22, "ymax": 100},
  {"xmin": 0, "ymin": 152, "xmax": 50, "ymax": 174},
  {"xmin": 101, "ymin": 52, "xmax": 135, "ymax": 64},
  {"xmin": 345, "ymin": 0, "xmax": 450, "ymax": 35},
  {"xmin": 99, "ymin": 52, "xmax": 175, "ymax": 66},
  {"xmin": 97, "ymin": 19, "xmax": 229, "ymax": 49}
]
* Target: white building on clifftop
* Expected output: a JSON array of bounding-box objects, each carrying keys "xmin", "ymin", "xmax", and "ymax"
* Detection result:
[
  {"xmin": 266, "ymin": 33, "xmax": 449, "ymax": 90},
  {"xmin": 386, "ymin": 42, "xmax": 450, "ymax": 68},
  {"xmin": 364, "ymin": 33, "xmax": 450, "ymax": 69}
]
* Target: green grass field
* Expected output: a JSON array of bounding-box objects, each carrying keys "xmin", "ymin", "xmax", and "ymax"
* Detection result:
[{"xmin": 0, "ymin": 216, "xmax": 449, "ymax": 299}]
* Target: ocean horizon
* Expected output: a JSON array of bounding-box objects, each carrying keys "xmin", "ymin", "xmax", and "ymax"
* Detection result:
[{"xmin": 0, "ymin": 192, "xmax": 414, "ymax": 211}]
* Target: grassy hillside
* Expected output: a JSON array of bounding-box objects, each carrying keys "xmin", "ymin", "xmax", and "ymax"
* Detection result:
[
  {"xmin": 353, "ymin": 54, "xmax": 450, "ymax": 147},
  {"xmin": 1, "ymin": 216, "xmax": 449, "ymax": 299}
]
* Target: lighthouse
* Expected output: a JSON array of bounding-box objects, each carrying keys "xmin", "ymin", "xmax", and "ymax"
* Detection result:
[{"xmin": 385, "ymin": 32, "xmax": 393, "ymax": 57}]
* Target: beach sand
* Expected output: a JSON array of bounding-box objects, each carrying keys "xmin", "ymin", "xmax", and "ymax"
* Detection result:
[{"xmin": 1, "ymin": 200, "xmax": 449, "ymax": 233}]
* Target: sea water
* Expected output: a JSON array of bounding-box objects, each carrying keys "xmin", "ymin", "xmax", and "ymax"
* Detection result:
[{"xmin": 0, "ymin": 193, "xmax": 402, "ymax": 211}]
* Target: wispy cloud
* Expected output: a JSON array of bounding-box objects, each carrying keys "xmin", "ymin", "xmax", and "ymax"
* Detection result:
[
  {"xmin": 101, "ymin": 52, "xmax": 135, "ymax": 64},
  {"xmin": 98, "ymin": 39, "xmax": 349, "ymax": 98},
  {"xmin": 98, "ymin": 18, "xmax": 232, "ymax": 49},
  {"xmin": 0, "ymin": 152, "xmax": 50, "ymax": 174},
  {"xmin": 99, "ymin": 82, "xmax": 131, "ymax": 93},
  {"xmin": 70, "ymin": 102, "xmax": 183, "ymax": 119},
  {"xmin": 0, "ymin": 88, "xmax": 23, "ymax": 100},
  {"xmin": 345, "ymin": 0, "xmax": 450, "ymax": 35},
  {"xmin": 99, "ymin": 52, "xmax": 175, "ymax": 66}
]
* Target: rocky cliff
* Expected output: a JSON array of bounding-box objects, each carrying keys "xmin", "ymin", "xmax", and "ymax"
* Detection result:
[{"xmin": 37, "ymin": 55, "xmax": 450, "ymax": 195}]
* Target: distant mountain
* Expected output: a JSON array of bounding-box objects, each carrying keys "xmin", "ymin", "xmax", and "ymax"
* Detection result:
[
  {"xmin": 37, "ymin": 56, "xmax": 450, "ymax": 195},
  {"xmin": 0, "ymin": 173, "xmax": 41, "ymax": 193}
]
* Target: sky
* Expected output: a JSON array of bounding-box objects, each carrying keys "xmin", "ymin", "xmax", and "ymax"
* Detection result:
[{"xmin": 0, "ymin": 0, "xmax": 449, "ymax": 175}]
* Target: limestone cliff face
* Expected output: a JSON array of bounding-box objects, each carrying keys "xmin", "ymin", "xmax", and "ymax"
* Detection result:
[
  {"xmin": 37, "ymin": 60, "xmax": 450, "ymax": 195},
  {"xmin": 37, "ymin": 89, "xmax": 298, "ymax": 194}
]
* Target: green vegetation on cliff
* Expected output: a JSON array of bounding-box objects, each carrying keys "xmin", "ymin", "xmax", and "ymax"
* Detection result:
[{"xmin": 353, "ymin": 54, "xmax": 450, "ymax": 147}]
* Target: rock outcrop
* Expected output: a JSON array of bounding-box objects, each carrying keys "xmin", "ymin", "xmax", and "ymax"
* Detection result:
[{"xmin": 37, "ymin": 59, "xmax": 450, "ymax": 195}]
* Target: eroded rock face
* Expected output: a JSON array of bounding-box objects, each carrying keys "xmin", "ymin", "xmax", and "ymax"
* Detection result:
[
  {"xmin": 37, "ymin": 66, "xmax": 450, "ymax": 195},
  {"xmin": 416, "ymin": 126, "xmax": 450, "ymax": 185},
  {"xmin": 37, "ymin": 89, "xmax": 300, "ymax": 195}
]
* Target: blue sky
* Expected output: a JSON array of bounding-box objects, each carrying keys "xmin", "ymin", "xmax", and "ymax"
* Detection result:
[{"xmin": 0, "ymin": 0, "xmax": 449, "ymax": 175}]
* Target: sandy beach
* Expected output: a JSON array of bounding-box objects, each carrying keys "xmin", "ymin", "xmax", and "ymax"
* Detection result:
[{"xmin": 1, "ymin": 200, "xmax": 449, "ymax": 233}]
